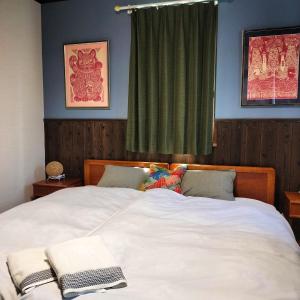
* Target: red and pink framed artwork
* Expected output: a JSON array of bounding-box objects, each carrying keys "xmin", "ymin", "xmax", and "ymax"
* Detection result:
[
  {"xmin": 64, "ymin": 41, "xmax": 109, "ymax": 109},
  {"xmin": 241, "ymin": 26, "xmax": 300, "ymax": 106}
]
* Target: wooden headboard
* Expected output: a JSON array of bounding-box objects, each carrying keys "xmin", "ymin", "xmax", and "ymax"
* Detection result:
[
  {"xmin": 171, "ymin": 164, "xmax": 275, "ymax": 205},
  {"xmin": 84, "ymin": 160, "xmax": 275, "ymax": 205},
  {"xmin": 84, "ymin": 160, "xmax": 169, "ymax": 186}
]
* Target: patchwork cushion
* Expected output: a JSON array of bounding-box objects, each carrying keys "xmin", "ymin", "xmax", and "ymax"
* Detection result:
[{"xmin": 143, "ymin": 165, "xmax": 187, "ymax": 194}]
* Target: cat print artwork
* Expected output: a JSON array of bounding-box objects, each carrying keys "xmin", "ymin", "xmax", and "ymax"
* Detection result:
[{"xmin": 64, "ymin": 41, "xmax": 109, "ymax": 108}]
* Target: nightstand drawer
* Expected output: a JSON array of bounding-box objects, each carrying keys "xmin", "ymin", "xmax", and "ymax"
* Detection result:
[
  {"xmin": 285, "ymin": 192, "xmax": 300, "ymax": 243},
  {"xmin": 290, "ymin": 202, "xmax": 300, "ymax": 218},
  {"xmin": 33, "ymin": 185, "xmax": 64, "ymax": 197},
  {"xmin": 32, "ymin": 178, "xmax": 82, "ymax": 199}
]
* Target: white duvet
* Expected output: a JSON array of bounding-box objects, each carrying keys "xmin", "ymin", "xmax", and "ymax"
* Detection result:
[{"xmin": 0, "ymin": 186, "xmax": 299, "ymax": 300}]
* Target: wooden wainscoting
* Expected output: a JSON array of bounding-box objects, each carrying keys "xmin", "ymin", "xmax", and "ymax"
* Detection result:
[
  {"xmin": 44, "ymin": 119, "xmax": 172, "ymax": 178},
  {"xmin": 44, "ymin": 119, "xmax": 300, "ymax": 212}
]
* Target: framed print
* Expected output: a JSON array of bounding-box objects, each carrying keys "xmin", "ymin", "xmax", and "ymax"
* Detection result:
[
  {"xmin": 64, "ymin": 41, "xmax": 109, "ymax": 108},
  {"xmin": 241, "ymin": 26, "xmax": 300, "ymax": 106}
]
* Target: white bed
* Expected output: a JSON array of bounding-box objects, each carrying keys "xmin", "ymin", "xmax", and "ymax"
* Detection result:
[{"xmin": 0, "ymin": 185, "xmax": 299, "ymax": 300}]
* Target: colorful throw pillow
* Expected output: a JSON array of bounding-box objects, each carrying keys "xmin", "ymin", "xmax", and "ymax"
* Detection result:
[{"xmin": 143, "ymin": 164, "xmax": 187, "ymax": 194}]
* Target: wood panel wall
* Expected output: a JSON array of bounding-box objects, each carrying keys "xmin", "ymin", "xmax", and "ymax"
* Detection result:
[{"xmin": 44, "ymin": 119, "xmax": 300, "ymax": 212}]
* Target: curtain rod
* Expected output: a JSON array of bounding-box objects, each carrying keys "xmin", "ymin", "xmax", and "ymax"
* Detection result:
[{"xmin": 115, "ymin": 0, "xmax": 218, "ymax": 13}]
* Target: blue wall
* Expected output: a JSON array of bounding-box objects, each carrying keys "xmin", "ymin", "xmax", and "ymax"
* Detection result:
[
  {"xmin": 216, "ymin": 0, "xmax": 300, "ymax": 118},
  {"xmin": 42, "ymin": 0, "xmax": 300, "ymax": 119}
]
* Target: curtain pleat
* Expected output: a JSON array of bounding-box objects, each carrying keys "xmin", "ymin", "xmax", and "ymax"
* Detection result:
[{"xmin": 127, "ymin": 3, "xmax": 218, "ymax": 155}]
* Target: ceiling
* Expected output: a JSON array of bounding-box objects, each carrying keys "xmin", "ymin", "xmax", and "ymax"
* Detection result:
[{"xmin": 35, "ymin": 0, "xmax": 67, "ymax": 3}]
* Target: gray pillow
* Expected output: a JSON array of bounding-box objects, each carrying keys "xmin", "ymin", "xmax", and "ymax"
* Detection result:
[
  {"xmin": 181, "ymin": 170, "xmax": 236, "ymax": 200},
  {"xmin": 97, "ymin": 165, "xmax": 148, "ymax": 189}
]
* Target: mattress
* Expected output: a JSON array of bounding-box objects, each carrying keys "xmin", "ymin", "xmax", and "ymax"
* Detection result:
[{"xmin": 0, "ymin": 186, "xmax": 299, "ymax": 300}]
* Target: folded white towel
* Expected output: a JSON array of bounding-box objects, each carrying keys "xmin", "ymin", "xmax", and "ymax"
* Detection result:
[
  {"xmin": 7, "ymin": 248, "xmax": 56, "ymax": 294},
  {"xmin": 46, "ymin": 236, "xmax": 127, "ymax": 298},
  {"xmin": 0, "ymin": 252, "xmax": 18, "ymax": 300}
]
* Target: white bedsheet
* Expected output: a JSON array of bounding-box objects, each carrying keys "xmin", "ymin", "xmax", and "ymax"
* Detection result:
[{"xmin": 0, "ymin": 186, "xmax": 299, "ymax": 300}]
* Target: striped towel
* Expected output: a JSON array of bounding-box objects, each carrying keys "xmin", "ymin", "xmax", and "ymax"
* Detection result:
[
  {"xmin": 46, "ymin": 236, "xmax": 127, "ymax": 298},
  {"xmin": 7, "ymin": 248, "xmax": 56, "ymax": 294}
]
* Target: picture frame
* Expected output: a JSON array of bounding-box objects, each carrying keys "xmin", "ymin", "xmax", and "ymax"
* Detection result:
[
  {"xmin": 241, "ymin": 26, "xmax": 300, "ymax": 107},
  {"xmin": 64, "ymin": 41, "xmax": 109, "ymax": 109}
]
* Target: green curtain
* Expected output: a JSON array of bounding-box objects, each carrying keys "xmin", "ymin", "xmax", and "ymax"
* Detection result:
[{"xmin": 126, "ymin": 3, "xmax": 218, "ymax": 155}]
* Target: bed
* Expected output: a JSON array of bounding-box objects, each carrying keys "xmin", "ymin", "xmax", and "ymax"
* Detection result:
[{"xmin": 0, "ymin": 160, "xmax": 299, "ymax": 300}]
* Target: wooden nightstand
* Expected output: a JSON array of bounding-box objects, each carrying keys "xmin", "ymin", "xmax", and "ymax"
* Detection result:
[
  {"xmin": 32, "ymin": 178, "xmax": 82, "ymax": 199},
  {"xmin": 284, "ymin": 192, "xmax": 300, "ymax": 223},
  {"xmin": 284, "ymin": 192, "xmax": 300, "ymax": 244}
]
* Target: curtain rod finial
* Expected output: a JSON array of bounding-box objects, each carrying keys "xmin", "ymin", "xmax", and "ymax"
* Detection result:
[{"xmin": 114, "ymin": 5, "xmax": 121, "ymax": 12}]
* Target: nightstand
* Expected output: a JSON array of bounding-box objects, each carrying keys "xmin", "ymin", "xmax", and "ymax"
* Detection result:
[
  {"xmin": 284, "ymin": 192, "xmax": 300, "ymax": 244},
  {"xmin": 284, "ymin": 192, "xmax": 300, "ymax": 223},
  {"xmin": 32, "ymin": 178, "xmax": 82, "ymax": 199}
]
